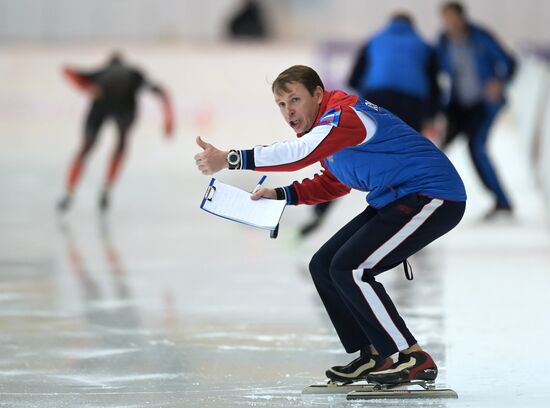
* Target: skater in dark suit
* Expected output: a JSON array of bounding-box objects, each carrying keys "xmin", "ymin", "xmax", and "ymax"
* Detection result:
[
  {"xmin": 226, "ymin": 0, "xmax": 269, "ymax": 40},
  {"xmin": 437, "ymin": 2, "xmax": 516, "ymax": 220},
  {"xmin": 57, "ymin": 52, "xmax": 174, "ymax": 212}
]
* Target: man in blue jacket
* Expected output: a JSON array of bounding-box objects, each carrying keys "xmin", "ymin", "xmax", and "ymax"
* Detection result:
[
  {"xmin": 437, "ymin": 2, "xmax": 516, "ymax": 220},
  {"xmin": 349, "ymin": 13, "xmax": 440, "ymax": 133},
  {"xmin": 195, "ymin": 65, "xmax": 467, "ymax": 385}
]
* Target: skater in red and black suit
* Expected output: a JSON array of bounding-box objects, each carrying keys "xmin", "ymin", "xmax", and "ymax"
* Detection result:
[{"xmin": 58, "ymin": 52, "xmax": 174, "ymax": 212}]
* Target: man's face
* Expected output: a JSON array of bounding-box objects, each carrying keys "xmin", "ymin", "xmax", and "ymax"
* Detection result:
[
  {"xmin": 274, "ymin": 82, "xmax": 323, "ymax": 134},
  {"xmin": 442, "ymin": 9, "xmax": 466, "ymax": 38}
]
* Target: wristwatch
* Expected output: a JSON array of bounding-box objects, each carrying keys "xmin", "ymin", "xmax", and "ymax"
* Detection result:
[{"xmin": 226, "ymin": 149, "xmax": 241, "ymax": 169}]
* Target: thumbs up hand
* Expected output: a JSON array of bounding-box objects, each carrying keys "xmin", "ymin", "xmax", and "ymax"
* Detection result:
[
  {"xmin": 196, "ymin": 136, "xmax": 212, "ymax": 151},
  {"xmin": 194, "ymin": 136, "xmax": 228, "ymax": 175}
]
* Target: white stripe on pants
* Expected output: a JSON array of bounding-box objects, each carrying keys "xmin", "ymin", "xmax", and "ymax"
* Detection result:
[
  {"xmin": 352, "ymin": 269, "xmax": 409, "ymax": 350},
  {"xmin": 351, "ymin": 198, "xmax": 444, "ymax": 351},
  {"xmin": 358, "ymin": 198, "xmax": 444, "ymax": 270}
]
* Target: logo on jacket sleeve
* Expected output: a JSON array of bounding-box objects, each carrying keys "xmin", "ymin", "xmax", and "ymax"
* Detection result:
[
  {"xmin": 318, "ymin": 108, "xmax": 341, "ymax": 127},
  {"xmin": 364, "ymin": 100, "xmax": 380, "ymax": 111}
]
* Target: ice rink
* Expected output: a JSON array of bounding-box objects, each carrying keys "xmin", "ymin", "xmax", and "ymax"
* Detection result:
[{"xmin": 1, "ymin": 44, "xmax": 550, "ymax": 407}]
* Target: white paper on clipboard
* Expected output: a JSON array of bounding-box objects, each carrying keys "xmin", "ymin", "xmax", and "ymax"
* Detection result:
[{"xmin": 200, "ymin": 178, "xmax": 286, "ymax": 231}]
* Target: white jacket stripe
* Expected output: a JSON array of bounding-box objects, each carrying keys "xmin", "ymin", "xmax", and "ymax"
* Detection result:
[
  {"xmin": 352, "ymin": 107, "xmax": 377, "ymax": 144},
  {"xmin": 253, "ymin": 125, "xmax": 333, "ymax": 167}
]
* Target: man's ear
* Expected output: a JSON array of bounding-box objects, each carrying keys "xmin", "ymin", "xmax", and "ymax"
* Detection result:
[{"xmin": 315, "ymin": 86, "xmax": 324, "ymax": 102}]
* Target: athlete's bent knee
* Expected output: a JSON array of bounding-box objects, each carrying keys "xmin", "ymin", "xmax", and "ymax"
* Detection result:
[{"xmin": 309, "ymin": 250, "xmax": 331, "ymax": 279}]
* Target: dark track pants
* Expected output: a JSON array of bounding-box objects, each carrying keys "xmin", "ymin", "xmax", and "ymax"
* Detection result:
[
  {"xmin": 443, "ymin": 101, "xmax": 510, "ymax": 208},
  {"xmin": 309, "ymin": 193, "xmax": 465, "ymax": 358}
]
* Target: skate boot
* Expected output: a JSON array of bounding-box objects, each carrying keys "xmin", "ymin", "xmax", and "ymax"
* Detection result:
[
  {"xmin": 483, "ymin": 204, "xmax": 513, "ymax": 221},
  {"xmin": 299, "ymin": 218, "xmax": 322, "ymax": 237},
  {"xmin": 99, "ymin": 191, "xmax": 110, "ymax": 212},
  {"xmin": 57, "ymin": 195, "xmax": 72, "ymax": 213},
  {"xmin": 366, "ymin": 350, "xmax": 438, "ymax": 385},
  {"xmin": 326, "ymin": 348, "xmax": 393, "ymax": 383}
]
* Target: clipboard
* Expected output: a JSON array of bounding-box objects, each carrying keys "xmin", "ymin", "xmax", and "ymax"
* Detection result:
[{"xmin": 200, "ymin": 178, "xmax": 285, "ymax": 237}]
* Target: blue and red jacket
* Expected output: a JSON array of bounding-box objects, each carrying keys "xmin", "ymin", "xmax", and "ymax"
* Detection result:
[{"xmin": 236, "ymin": 90, "xmax": 466, "ymax": 208}]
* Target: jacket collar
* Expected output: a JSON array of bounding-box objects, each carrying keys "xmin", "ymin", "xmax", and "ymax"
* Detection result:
[{"xmin": 297, "ymin": 90, "xmax": 332, "ymax": 137}]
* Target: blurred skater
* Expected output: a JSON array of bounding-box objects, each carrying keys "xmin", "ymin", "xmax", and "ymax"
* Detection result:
[
  {"xmin": 57, "ymin": 52, "xmax": 174, "ymax": 213},
  {"xmin": 437, "ymin": 2, "xmax": 516, "ymax": 219},
  {"xmin": 349, "ymin": 12, "xmax": 440, "ymax": 133},
  {"xmin": 226, "ymin": 0, "xmax": 269, "ymax": 40}
]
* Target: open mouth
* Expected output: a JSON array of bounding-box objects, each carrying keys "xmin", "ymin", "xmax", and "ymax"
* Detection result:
[{"xmin": 289, "ymin": 120, "xmax": 299, "ymax": 129}]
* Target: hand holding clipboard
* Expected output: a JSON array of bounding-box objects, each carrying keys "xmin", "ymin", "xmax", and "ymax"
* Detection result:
[{"xmin": 201, "ymin": 178, "xmax": 285, "ymax": 238}]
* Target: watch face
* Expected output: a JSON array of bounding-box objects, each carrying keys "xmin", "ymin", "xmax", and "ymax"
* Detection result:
[{"xmin": 228, "ymin": 151, "xmax": 240, "ymax": 165}]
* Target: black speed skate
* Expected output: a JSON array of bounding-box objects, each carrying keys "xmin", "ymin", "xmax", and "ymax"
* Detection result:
[
  {"xmin": 306, "ymin": 350, "xmax": 455, "ymax": 399},
  {"xmin": 366, "ymin": 350, "xmax": 438, "ymax": 385},
  {"xmin": 326, "ymin": 348, "xmax": 393, "ymax": 383},
  {"xmin": 483, "ymin": 204, "xmax": 513, "ymax": 221},
  {"xmin": 99, "ymin": 192, "xmax": 110, "ymax": 212},
  {"xmin": 57, "ymin": 195, "xmax": 72, "ymax": 213}
]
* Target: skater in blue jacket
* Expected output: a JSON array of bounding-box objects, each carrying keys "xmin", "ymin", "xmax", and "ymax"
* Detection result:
[{"xmin": 195, "ymin": 65, "xmax": 466, "ymax": 385}]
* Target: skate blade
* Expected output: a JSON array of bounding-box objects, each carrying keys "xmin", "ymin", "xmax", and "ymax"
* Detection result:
[
  {"xmin": 302, "ymin": 382, "xmax": 375, "ymax": 395},
  {"xmin": 347, "ymin": 388, "xmax": 458, "ymax": 400}
]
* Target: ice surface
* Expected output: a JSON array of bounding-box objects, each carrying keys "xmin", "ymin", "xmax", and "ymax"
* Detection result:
[{"xmin": 1, "ymin": 44, "xmax": 549, "ymax": 407}]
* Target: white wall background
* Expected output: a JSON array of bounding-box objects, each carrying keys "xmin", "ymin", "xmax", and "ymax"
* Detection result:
[{"xmin": 0, "ymin": 0, "xmax": 548, "ymax": 49}]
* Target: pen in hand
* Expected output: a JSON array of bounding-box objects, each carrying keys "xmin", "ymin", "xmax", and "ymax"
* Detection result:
[
  {"xmin": 252, "ymin": 175, "xmax": 267, "ymax": 194},
  {"xmin": 250, "ymin": 175, "xmax": 278, "ymax": 200}
]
